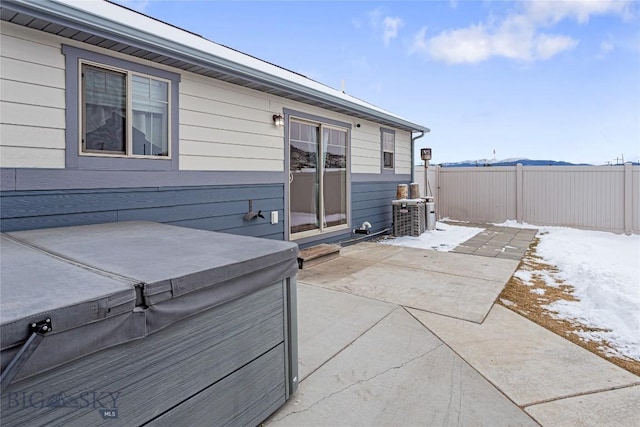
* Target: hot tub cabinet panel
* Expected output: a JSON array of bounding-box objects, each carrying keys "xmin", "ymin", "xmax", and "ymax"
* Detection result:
[{"xmin": 0, "ymin": 222, "xmax": 299, "ymax": 426}]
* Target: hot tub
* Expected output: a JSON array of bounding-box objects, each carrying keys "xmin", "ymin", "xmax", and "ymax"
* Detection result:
[{"xmin": 0, "ymin": 221, "xmax": 298, "ymax": 426}]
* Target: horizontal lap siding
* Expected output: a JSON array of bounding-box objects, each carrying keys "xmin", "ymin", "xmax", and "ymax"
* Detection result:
[
  {"xmin": 351, "ymin": 127, "xmax": 412, "ymax": 175},
  {"xmin": 0, "ymin": 184, "xmax": 285, "ymax": 240},
  {"xmin": 0, "ymin": 23, "xmax": 416, "ymax": 242},
  {"xmin": 1, "ymin": 22, "xmax": 413, "ymax": 177},
  {"xmin": 351, "ymin": 122, "xmax": 382, "ymax": 174},
  {"xmin": 179, "ymin": 75, "xmax": 285, "ymax": 171},
  {"xmin": 352, "ymin": 181, "xmax": 406, "ymax": 233},
  {"xmin": 394, "ymin": 130, "xmax": 412, "ymax": 175},
  {"xmin": 0, "ymin": 24, "xmax": 66, "ymax": 168}
]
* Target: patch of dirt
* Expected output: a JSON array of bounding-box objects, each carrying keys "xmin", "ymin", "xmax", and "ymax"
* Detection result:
[{"xmin": 498, "ymin": 235, "xmax": 640, "ymax": 377}]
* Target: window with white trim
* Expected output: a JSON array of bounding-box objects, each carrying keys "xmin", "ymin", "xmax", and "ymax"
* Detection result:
[
  {"xmin": 63, "ymin": 45, "xmax": 180, "ymax": 170},
  {"xmin": 381, "ymin": 128, "xmax": 395, "ymax": 171},
  {"xmin": 81, "ymin": 62, "xmax": 170, "ymax": 158}
]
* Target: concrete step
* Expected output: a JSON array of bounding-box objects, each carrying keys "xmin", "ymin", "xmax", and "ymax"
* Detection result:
[{"xmin": 297, "ymin": 243, "xmax": 341, "ymax": 269}]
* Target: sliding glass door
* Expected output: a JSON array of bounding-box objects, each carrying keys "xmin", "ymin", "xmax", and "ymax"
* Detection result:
[{"xmin": 289, "ymin": 119, "xmax": 348, "ymax": 237}]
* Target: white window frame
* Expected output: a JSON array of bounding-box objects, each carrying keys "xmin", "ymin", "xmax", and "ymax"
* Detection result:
[
  {"xmin": 79, "ymin": 59, "xmax": 172, "ymax": 160},
  {"xmin": 381, "ymin": 128, "xmax": 395, "ymax": 173}
]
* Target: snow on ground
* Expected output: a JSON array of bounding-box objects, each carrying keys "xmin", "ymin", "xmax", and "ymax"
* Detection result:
[
  {"xmin": 379, "ymin": 222, "xmax": 485, "ymax": 251},
  {"xmin": 494, "ymin": 221, "xmax": 640, "ymax": 361},
  {"xmin": 536, "ymin": 227, "xmax": 639, "ymax": 360},
  {"xmin": 514, "ymin": 270, "xmax": 534, "ymax": 285}
]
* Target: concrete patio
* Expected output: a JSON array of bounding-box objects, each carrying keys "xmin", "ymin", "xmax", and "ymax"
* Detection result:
[{"xmin": 265, "ymin": 232, "xmax": 640, "ymax": 426}]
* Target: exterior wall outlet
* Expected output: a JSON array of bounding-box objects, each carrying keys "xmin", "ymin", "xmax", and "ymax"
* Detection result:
[{"xmin": 271, "ymin": 211, "xmax": 278, "ymax": 224}]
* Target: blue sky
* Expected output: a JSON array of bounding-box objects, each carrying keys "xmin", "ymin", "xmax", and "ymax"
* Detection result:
[{"xmin": 115, "ymin": 0, "xmax": 639, "ymax": 165}]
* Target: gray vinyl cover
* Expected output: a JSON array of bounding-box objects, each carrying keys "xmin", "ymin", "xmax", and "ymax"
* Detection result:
[{"xmin": 1, "ymin": 221, "xmax": 298, "ymax": 382}]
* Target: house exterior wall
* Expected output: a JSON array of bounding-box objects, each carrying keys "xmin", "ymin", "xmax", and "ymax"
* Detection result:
[
  {"xmin": 0, "ymin": 22, "xmax": 406, "ymax": 174},
  {"xmin": 0, "ymin": 22, "xmax": 66, "ymax": 168},
  {"xmin": 0, "ymin": 184, "xmax": 285, "ymax": 239},
  {"xmin": 0, "ymin": 22, "xmax": 413, "ymax": 242}
]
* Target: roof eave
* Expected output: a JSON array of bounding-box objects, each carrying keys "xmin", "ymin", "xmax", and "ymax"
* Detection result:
[{"xmin": 2, "ymin": 0, "xmax": 430, "ymax": 133}]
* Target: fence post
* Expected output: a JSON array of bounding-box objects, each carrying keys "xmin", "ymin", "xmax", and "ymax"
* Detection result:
[
  {"xmin": 516, "ymin": 163, "xmax": 524, "ymax": 224},
  {"xmin": 624, "ymin": 162, "xmax": 632, "ymax": 235},
  {"xmin": 435, "ymin": 165, "xmax": 441, "ymax": 220}
]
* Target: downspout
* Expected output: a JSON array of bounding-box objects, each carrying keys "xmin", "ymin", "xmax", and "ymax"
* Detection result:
[{"xmin": 411, "ymin": 130, "xmax": 427, "ymax": 184}]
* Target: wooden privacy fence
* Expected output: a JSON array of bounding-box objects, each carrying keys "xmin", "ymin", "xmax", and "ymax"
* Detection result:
[{"xmin": 415, "ymin": 164, "xmax": 639, "ymax": 234}]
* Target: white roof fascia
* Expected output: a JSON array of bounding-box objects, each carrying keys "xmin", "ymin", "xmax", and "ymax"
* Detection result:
[{"xmin": 4, "ymin": 0, "xmax": 429, "ymax": 133}]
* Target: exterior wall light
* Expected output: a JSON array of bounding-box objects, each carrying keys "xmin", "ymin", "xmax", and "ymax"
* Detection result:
[{"xmin": 273, "ymin": 114, "xmax": 284, "ymax": 127}]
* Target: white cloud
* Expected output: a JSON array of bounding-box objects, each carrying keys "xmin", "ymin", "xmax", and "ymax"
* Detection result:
[
  {"xmin": 411, "ymin": 21, "xmax": 578, "ymax": 64},
  {"xmin": 525, "ymin": 0, "xmax": 632, "ymax": 24},
  {"xmin": 409, "ymin": 0, "xmax": 631, "ymax": 64},
  {"xmin": 368, "ymin": 8, "xmax": 383, "ymax": 29},
  {"xmin": 382, "ymin": 16, "xmax": 404, "ymax": 46},
  {"xmin": 366, "ymin": 8, "xmax": 404, "ymax": 46},
  {"xmin": 598, "ymin": 34, "xmax": 615, "ymax": 58},
  {"xmin": 533, "ymin": 33, "xmax": 579, "ymax": 60}
]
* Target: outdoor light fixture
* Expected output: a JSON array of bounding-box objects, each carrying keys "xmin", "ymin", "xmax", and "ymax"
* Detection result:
[{"xmin": 273, "ymin": 114, "xmax": 284, "ymax": 127}]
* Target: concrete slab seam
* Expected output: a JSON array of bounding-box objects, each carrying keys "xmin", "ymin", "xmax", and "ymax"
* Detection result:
[
  {"xmin": 402, "ymin": 306, "xmax": 541, "ymax": 425},
  {"xmin": 296, "ymin": 305, "xmax": 401, "ymax": 383},
  {"xmin": 521, "ymin": 382, "xmax": 640, "ymax": 409},
  {"xmin": 297, "ymin": 281, "xmax": 405, "ymax": 309},
  {"xmin": 272, "ymin": 339, "xmax": 446, "ymax": 424},
  {"xmin": 402, "ymin": 305, "xmax": 485, "ymax": 325},
  {"xmin": 480, "ymin": 260, "xmax": 523, "ymax": 324},
  {"xmin": 337, "ymin": 254, "xmax": 515, "ymax": 284}
]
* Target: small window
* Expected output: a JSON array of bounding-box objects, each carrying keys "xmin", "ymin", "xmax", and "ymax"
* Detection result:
[
  {"xmin": 82, "ymin": 62, "xmax": 170, "ymax": 158},
  {"xmin": 381, "ymin": 129, "xmax": 395, "ymax": 171}
]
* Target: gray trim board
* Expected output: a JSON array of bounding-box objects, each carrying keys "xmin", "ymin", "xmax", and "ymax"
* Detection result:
[
  {"xmin": 62, "ymin": 45, "xmax": 180, "ymax": 171},
  {"xmin": 0, "ymin": 169, "xmax": 284, "ymax": 191}
]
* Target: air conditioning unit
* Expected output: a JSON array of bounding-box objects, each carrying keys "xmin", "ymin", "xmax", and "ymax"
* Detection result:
[{"xmin": 392, "ymin": 199, "xmax": 426, "ymax": 237}]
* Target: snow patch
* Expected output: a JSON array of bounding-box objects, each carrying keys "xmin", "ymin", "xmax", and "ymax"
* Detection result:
[
  {"xmin": 379, "ymin": 222, "xmax": 484, "ymax": 251},
  {"xmin": 514, "ymin": 270, "xmax": 533, "ymax": 284},
  {"xmin": 492, "ymin": 220, "xmax": 539, "ymax": 230},
  {"xmin": 534, "ymin": 226, "xmax": 640, "ymax": 360}
]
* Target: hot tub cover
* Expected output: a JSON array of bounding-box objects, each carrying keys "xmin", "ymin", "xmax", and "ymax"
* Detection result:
[{"xmin": 1, "ymin": 222, "xmax": 298, "ymax": 382}]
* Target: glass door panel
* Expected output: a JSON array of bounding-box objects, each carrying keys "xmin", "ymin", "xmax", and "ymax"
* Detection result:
[
  {"xmin": 322, "ymin": 128, "xmax": 347, "ymax": 228},
  {"xmin": 290, "ymin": 121, "xmax": 320, "ymax": 234}
]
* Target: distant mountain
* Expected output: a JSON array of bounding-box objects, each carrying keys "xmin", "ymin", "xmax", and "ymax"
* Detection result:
[{"xmin": 439, "ymin": 158, "xmax": 594, "ymax": 167}]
